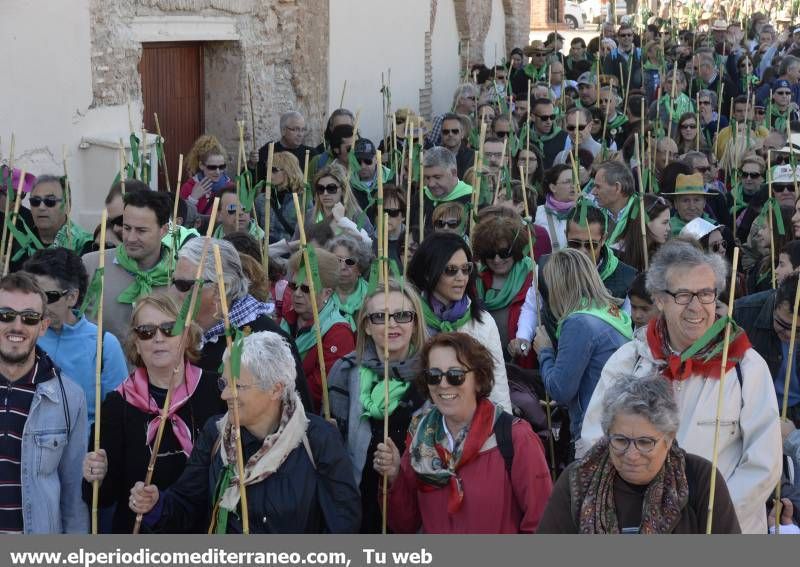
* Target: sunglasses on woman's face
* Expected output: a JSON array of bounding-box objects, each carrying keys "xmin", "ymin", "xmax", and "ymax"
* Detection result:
[
  {"xmin": 133, "ymin": 321, "xmax": 176, "ymax": 341},
  {"xmin": 316, "ymin": 183, "xmax": 339, "ymax": 195},
  {"xmin": 442, "ymin": 262, "xmax": 473, "ymax": 277},
  {"xmin": 203, "ymin": 163, "xmax": 226, "ymax": 171},
  {"xmin": 485, "ymin": 248, "xmax": 513, "ymax": 260},
  {"xmin": 337, "ymin": 257, "xmax": 357, "ymax": 266},
  {"xmin": 423, "ymin": 367, "xmax": 471, "ymax": 386},
  {"xmin": 367, "ymin": 310, "xmax": 415, "ymax": 325},
  {"xmin": 384, "ymin": 208, "xmax": 402, "ymax": 218},
  {"xmin": 739, "ymin": 170, "xmax": 762, "ymax": 179},
  {"xmin": 287, "ymin": 281, "xmax": 311, "ymax": 294},
  {"xmin": 171, "ymin": 278, "xmax": 211, "ymax": 293},
  {"xmin": 435, "ymin": 219, "xmax": 461, "ymax": 230}
]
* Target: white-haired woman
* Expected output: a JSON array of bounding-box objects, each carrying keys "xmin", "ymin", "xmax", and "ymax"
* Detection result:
[
  {"xmin": 326, "ymin": 233, "xmax": 374, "ymax": 328},
  {"xmin": 171, "ymin": 237, "xmax": 312, "ymax": 409},
  {"xmin": 130, "ymin": 331, "xmax": 362, "ymax": 533}
]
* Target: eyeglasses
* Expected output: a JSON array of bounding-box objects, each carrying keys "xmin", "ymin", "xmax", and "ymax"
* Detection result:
[
  {"xmin": 442, "ymin": 262, "xmax": 473, "ymax": 277},
  {"xmin": 618, "ymin": 32, "xmax": 634, "ymax": 38},
  {"xmin": 773, "ymin": 184, "xmax": 795, "ymax": 193},
  {"xmin": 44, "ymin": 290, "xmax": 70, "ymax": 304},
  {"xmin": 442, "ymin": 128, "xmax": 461, "ymax": 135},
  {"xmin": 132, "ymin": 321, "xmax": 176, "ymax": 341},
  {"xmin": 384, "ymin": 208, "xmax": 402, "ymax": 218},
  {"xmin": 423, "ymin": 367, "xmax": 471, "ymax": 387},
  {"xmin": 681, "ymin": 123, "xmax": 698, "ymax": 130},
  {"xmin": 29, "ymin": 196, "xmax": 63, "ymax": 208},
  {"xmin": 608, "ymin": 434, "xmax": 662, "ymax": 454},
  {"xmin": 203, "ymin": 164, "xmax": 226, "ymax": 171},
  {"xmin": 740, "ymin": 170, "xmax": 762, "ymax": 179},
  {"xmin": 776, "ymin": 91, "xmax": 793, "ymax": 96},
  {"xmin": 109, "ymin": 215, "xmax": 124, "ymax": 227},
  {"xmin": 287, "ymin": 281, "xmax": 311, "ymax": 294},
  {"xmin": 566, "ymin": 123, "xmax": 589, "ymax": 131},
  {"xmin": 495, "ymin": 131, "xmax": 510, "ymax": 138},
  {"xmin": 567, "ymin": 238, "xmax": 600, "ymax": 250},
  {"xmin": 171, "ymin": 278, "xmax": 211, "ymax": 293},
  {"xmin": 367, "ymin": 310, "xmax": 416, "ymax": 325},
  {"xmin": 535, "ymin": 114, "xmax": 556, "ymax": 121},
  {"xmin": 754, "ymin": 107, "xmax": 766, "ymax": 114},
  {"xmin": 337, "ymin": 257, "xmax": 357, "ymax": 266},
  {"xmin": 316, "ymin": 183, "xmax": 340, "ymax": 195},
  {"xmin": 217, "ymin": 377, "xmax": 258, "ymax": 392},
  {"xmin": 285, "ymin": 126, "xmax": 307, "ymax": 133},
  {"xmin": 357, "ymin": 157, "xmax": 374, "ymax": 165},
  {"xmin": 485, "ymin": 248, "xmax": 513, "ymax": 260},
  {"xmin": 0, "ymin": 308, "xmax": 43, "ymax": 326},
  {"xmin": 645, "ymin": 196, "xmax": 669, "ymax": 214},
  {"xmin": 435, "ymin": 219, "xmax": 461, "ymax": 229},
  {"xmin": 662, "ymin": 288, "xmax": 717, "ymax": 305},
  {"xmin": 710, "ymin": 240, "xmax": 727, "ymax": 253}
]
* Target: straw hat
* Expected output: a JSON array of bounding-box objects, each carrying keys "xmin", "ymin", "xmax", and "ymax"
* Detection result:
[
  {"xmin": 662, "ymin": 172, "xmax": 716, "ymax": 197},
  {"xmin": 523, "ymin": 40, "xmax": 553, "ymax": 57},
  {"xmin": 711, "ymin": 19, "xmax": 728, "ymax": 31}
]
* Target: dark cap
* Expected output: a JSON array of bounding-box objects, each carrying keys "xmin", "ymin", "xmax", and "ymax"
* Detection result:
[{"xmin": 354, "ymin": 138, "xmax": 376, "ymax": 159}]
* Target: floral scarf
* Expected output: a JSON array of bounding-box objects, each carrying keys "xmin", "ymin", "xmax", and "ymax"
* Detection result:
[{"xmin": 569, "ymin": 438, "xmax": 689, "ymax": 533}]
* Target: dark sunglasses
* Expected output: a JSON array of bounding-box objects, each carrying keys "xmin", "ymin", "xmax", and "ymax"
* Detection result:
[
  {"xmin": 171, "ymin": 278, "xmax": 211, "ymax": 293},
  {"xmin": 495, "ymin": 131, "xmax": 510, "ymax": 138},
  {"xmin": 109, "ymin": 215, "xmax": 124, "ymax": 227},
  {"xmin": 423, "ymin": 367, "xmax": 471, "ymax": 386},
  {"xmin": 442, "ymin": 128, "xmax": 461, "ymax": 135},
  {"xmin": 29, "ymin": 196, "xmax": 62, "ymax": 208},
  {"xmin": 367, "ymin": 310, "xmax": 416, "ymax": 325},
  {"xmin": 384, "ymin": 208, "xmax": 402, "ymax": 218},
  {"xmin": 133, "ymin": 321, "xmax": 176, "ymax": 341},
  {"xmin": 0, "ymin": 308, "xmax": 43, "ymax": 326},
  {"xmin": 203, "ymin": 164, "xmax": 226, "ymax": 171},
  {"xmin": 485, "ymin": 248, "xmax": 513, "ymax": 260},
  {"xmin": 740, "ymin": 170, "xmax": 762, "ymax": 179},
  {"xmin": 44, "ymin": 289, "xmax": 70, "ymax": 304},
  {"xmin": 773, "ymin": 184, "xmax": 795, "ymax": 193},
  {"xmin": 435, "ymin": 219, "xmax": 461, "ymax": 229},
  {"xmin": 357, "ymin": 158, "xmax": 374, "ymax": 165},
  {"xmin": 287, "ymin": 281, "xmax": 311, "ymax": 294},
  {"xmin": 226, "ymin": 204, "xmax": 246, "ymax": 215},
  {"xmin": 536, "ymin": 114, "xmax": 556, "ymax": 121},
  {"xmin": 566, "ymin": 123, "xmax": 588, "ymax": 131},
  {"xmin": 316, "ymin": 183, "xmax": 340, "ymax": 195},
  {"xmin": 710, "ymin": 240, "xmax": 727, "ymax": 252},
  {"xmin": 681, "ymin": 123, "xmax": 698, "ymax": 129},
  {"xmin": 754, "ymin": 107, "xmax": 766, "ymax": 114},
  {"xmin": 775, "ymin": 91, "xmax": 793, "ymax": 96},
  {"xmin": 338, "ymin": 257, "xmax": 357, "ymax": 266},
  {"xmin": 443, "ymin": 262, "xmax": 473, "ymax": 277}
]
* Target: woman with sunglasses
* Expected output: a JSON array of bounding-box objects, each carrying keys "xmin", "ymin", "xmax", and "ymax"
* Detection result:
[
  {"xmin": 329, "ymin": 280, "xmax": 427, "ymax": 532},
  {"xmin": 532, "ymin": 248, "xmax": 632, "ymax": 447},
  {"xmin": 325, "ymin": 233, "xmax": 374, "ymax": 328},
  {"xmin": 407, "ymin": 232, "xmax": 511, "ymax": 410},
  {"xmin": 180, "ymin": 135, "xmax": 231, "ymax": 215},
  {"xmin": 254, "ymin": 151, "xmax": 305, "ymax": 245},
  {"xmin": 534, "ymin": 164, "xmax": 577, "ymax": 251},
  {"xmin": 81, "ymin": 294, "xmax": 223, "ymax": 533},
  {"xmin": 430, "ymin": 202, "xmax": 467, "ymax": 237},
  {"xmin": 618, "ymin": 194, "xmax": 671, "ymax": 273},
  {"xmin": 373, "ymin": 332, "xmax": 552, "ymax": 533},
  {"xmin": 538, "ymin": 375, "xmax": 740, "ymax": 533},
  {"xmin": 471, "ymin": 215, "xmax": 535, "ymax": 366},
  {"xmin": 674, "ymin": 112, "xmax": 710, "ymax": 155},
  {"xmin": 280, "ymin": 246, "xmax": 355, "ymax": 413}
]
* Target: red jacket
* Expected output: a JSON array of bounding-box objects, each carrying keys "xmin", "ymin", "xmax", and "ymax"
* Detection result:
[
  {"xmin": 180, "ymin": 177, "xmax": 213, "ymax": 214},
  {"xmin": 386, "ymin": 419, "xmax": 552, "ymax": 533},
  {"xmin": 301, "ymin": 323, "xmax": 354, "ymax": 414},
  {"xmin": 479, "ymin": 269, "xmax": 537, "ymax": 368}
]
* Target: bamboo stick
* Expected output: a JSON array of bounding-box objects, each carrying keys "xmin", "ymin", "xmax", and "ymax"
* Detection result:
[
  {"xmin": 0, "ymin": 134, "xmax": 15, "ymax": 267},
  {"xmin": 247, "ymin": 74, "xmax": 257, "ymax": 156},
  {"xmin": 381, "ymin": 213, "xmax": 390, "ymax": 535},
  {"xmin": 769, "ymin": 151, "xmax": 777, "ymax": 290},
  {"xmin": 62, "ymin": 146, "xmax": 73, "ymax": 251},
  {"xmin": 376, "ymin": 150, "xmax": 385, "ymax": 281},
  {"xmin": 666, "ymin": 61, "xmax": 679, "ymax": 141},
  {"xmin": 705, "ymin": 246, "xmax": 740, "ymax": 534},
  {"xmin": 634, "ymin": 135, "xmax": 649, "ymax": 269},
  {"xmin": 302, "ymin": 149, "xmax": 310, "ymax": 214},
  {"xmin": 90, "ymin": 209, "xmax": 107, "ymax": 535},
  {"xmin": 132, "ymin": 198, "xmax": 220, "ymax": 534},
  {"xmin": 262, "ymin": 143, "xmax": 275, "ymax": 281},
  {"xmin": 471, "ymin": 122, "xmax": 487, "ymax": 234},
  {"xmin": 340, "ymin": 81, "xmax": 347, "ymax": 109},
  {"xmin": 154, "ymin": 114, "xmax": 171, "ymax": 194},
  {"xmin": 212, "ymin": 244, "xmax": 250, "ymax": 534},
  {"xmin": 2, "ymin": 171, "xmax": 24, "ymax": 277},
  {"xmin": 403, "ymin": 145, "xmax": 414, "ymax": 282}
]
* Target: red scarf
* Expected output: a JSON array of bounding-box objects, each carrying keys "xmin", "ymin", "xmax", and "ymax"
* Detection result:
[{"xmin": 645, "ymin": 318, "xmax": 751, "ymax": 381}]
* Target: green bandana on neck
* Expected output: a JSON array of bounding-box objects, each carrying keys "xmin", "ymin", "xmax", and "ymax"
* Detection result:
[
  {"xmin": 163, "ymin": 224, "xmax": 201, "ymax": 251},
  {"xmin": 420, "ymin": 299, "xmax": 472, "ymax": 333},
  {"xmin": 660, "ymin": 93, "xmax": 695, "ymax": 123},
  {"xmin": 597, "ymin": 244, "xmax": 619, "ymax": 281},
  {"xmin": 333, "ymin": 277, "xmax": 369, "ymax": 330},
  {"xmin": 280, "ymin": 297, "xmax": 350, "ymax": 358},
  {"xmin": 424, "ymin": 179, "xmax": 473, "ymax": 207},
  {"xmin": 770, "ymin": 105, "xmax": 791, "ymax": 133},
  {"xmin": 524, "ymin": 63, "xmax": 548, "ymax": 82},
  {"xmin": 555, "ymin": 303, "xmax": 633, "ymax": 340},
  {"xmin": 359, "ymin": 366, "xmax": 410, "ymax": 420},
  {"xmin": 349, "ymin": 165, "xmax": 393, "ymax": 202},
  {"xmin": 213, "ymin": 220, "xmax": 265, "ymax": 241},
  {"xmin": 475, "ymin": 257, "xmax": 532, "ymax": 311},
  {"xmin": 605, "ymin": 196, "xmax": 637, "ymax": 245},
  {"xmin": 115, "ymin": 245, "xmax": 172, "ymax": 304}
]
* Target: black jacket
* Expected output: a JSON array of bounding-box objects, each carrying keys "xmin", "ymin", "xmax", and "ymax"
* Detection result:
[
  {"xmin": 150, "ymin": 412, "xmax": 361, "ymax": 533},
  {"xmin": 733, "ymin": 289, "xmax": 781, "ymax": 379}
]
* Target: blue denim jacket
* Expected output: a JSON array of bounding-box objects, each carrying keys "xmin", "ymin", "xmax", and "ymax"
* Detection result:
[
  {"xmin": 20, "ymin": 354, "xmax": 88, "ymax": 533},
  {"xmin": 538, "ymin": 312, "xmax": 630, "ymax": 441}
]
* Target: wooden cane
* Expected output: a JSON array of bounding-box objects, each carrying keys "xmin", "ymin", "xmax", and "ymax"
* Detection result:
[
  {"xmin": 769, "ymin": 151, "xmax": 777, "ymax": 290},
  {"xmin": 90, "ymin": 209, "xmax": 108, "ymax": 535},
  {"xmin": 61, "ymin": 146, "xmax": 74, "ymax": 251},
  {"xmin": 132, "ymin": 199, "xmax": 220, "ymax": 534},
  {"xmin": 302, "ymin": 149, "xmax": 310, "ymax": 213},
  {"xmin": 381, "ymin": 213, "xmax": 391, "ymax": 534},
  {"xmin": 262, "ymin": 143, "xmax": 275, "ymax": 278},
  {"xmin": 212, "ymin": 244, "xmax": 250, "ymax": 534},
  {"xmin": 153, "ymin": 114, "xmax": 172, "ymax": 194},
  {"xmin": 376, "ymin": 150, "xmax": 385, "ymax": 281},
  {"xmin": 634, "ymin": 135, "xmax": 649, "ymax": 269},
  {"xmin": 2, "ymin": 171, "xmax": 24, "ymax": 277},
  {"xmin": 0, "ymin": 134, "xmax": 15, "ymax": 267},
  {"xmin": 705, "ymin": 246, "xmax": 740, "ymax": 534},
  {"xmin": 418, "ymin": 146, "xmax": 425, "ymax": 245},
  {"xmin": 291, "ymin": 193, "xmax": 332, "ymax": 419}
]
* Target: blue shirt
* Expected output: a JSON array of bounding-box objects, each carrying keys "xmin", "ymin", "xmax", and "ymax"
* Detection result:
[
  {"xmin": 777, "ymin": 341, "xmax": 800, "ymax": 408},
  {"xmin": 38, "ymin": 314, "xmax": 128, "ymax": 425}
]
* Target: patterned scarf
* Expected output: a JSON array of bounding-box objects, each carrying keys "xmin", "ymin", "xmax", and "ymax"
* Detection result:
[
  {"xmin": 569, "ymin": 438, "xmax": 689, "ymax": 533},
  {"xmin": 115, "ymin": 245, "xmax": 173, "ymax": 304},
  {"xmin": 203, "ymin": 294, "xmax": 273, "ymax": 346},
  {"xmin": 645, "ymin": 316, "xmax": 751, "ymax": 381},
  {"xmin": 409, "ymin": 398, "xmax": 502, "ymax": 514}
]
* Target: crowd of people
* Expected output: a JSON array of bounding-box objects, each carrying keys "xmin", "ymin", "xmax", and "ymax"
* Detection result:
[{"xmin": 6, "ymin": 5, "xmax": 800, "ymax": 535}]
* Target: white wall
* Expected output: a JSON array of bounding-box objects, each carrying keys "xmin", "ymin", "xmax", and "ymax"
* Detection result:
[
  {"xmin": 430, "ymin": 0, "xmax": 461, "ymax": 117},
  {"xmin": 483, "ymin": 0, "xmax": 507, "ymax": 66},
  {"xmin": 328, "ymin": 0, "xmax": 428, "ymax": 143}
]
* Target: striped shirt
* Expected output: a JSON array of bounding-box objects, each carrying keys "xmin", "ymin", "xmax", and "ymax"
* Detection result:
[{"xmin": 0, "ymin": 364, "xmax": 38, "ymax": 534}]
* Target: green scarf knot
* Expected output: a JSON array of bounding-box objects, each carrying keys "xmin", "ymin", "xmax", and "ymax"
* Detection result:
[
  {"xmin": 115, "ymin": 246, "xmax": 173, "ymax": 304},
  {"xmin": 359, "ymin": 366, "xmax": 410, "ymax": 420},
  {"xmin": 475, "ymin": 257, "xmax": 532, "ymax": 311}
]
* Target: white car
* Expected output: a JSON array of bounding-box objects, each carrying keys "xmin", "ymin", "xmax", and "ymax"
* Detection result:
[
  {"xmin": 580, "ymin": 0, "xmax": 628, "ymax": 24},
  {"xmin": 564, "ymin": 0, "xmax": 585, "ymax": 29}
]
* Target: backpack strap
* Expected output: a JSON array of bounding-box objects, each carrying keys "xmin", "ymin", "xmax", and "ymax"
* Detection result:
[{"xmin": 493, "ymin": 411, "xmax": 515, "ymax": 473}]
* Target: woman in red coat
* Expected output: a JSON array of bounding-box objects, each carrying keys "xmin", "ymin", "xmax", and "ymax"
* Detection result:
[
  {"xmin": 374, "ymin": 332, "xmax": 552, "ymax": 533},
  {"xmin": 280, "ymin": 246, "xmax": 355, "ymax": 413}
]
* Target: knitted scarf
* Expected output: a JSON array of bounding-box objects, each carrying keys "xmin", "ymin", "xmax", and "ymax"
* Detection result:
[
  {"xmin": 115, "ymin": 246, "xmax": 172, "ymax": 304},
  {"xmin": 359, "ymin": 365, "xmax": 411, "ymax": 420},
  {"xmin": 544, "ymin": 194, "xmax": 575, "ymax": 220},
  {"xmin": 475, "ymin": 257, "xmax": 532, "ymax": 311},
  {"xmin": 408, "ymin": 398, "xmax": 503, "ymax": 514},
  {"xmin": 569, "ymin": 438, "xmax": 689, "ymax": 533},
  {"xmin": 645, "ymin": 316, "xmax": 751, "ymax": 381},
  {"xmin": 421, "ymin": 295, "xmax": 472, "ymax": 333}
]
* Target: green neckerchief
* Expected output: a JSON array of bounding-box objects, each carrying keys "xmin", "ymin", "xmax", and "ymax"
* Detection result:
[
  {"xmin": 643, "ymin": 61, "xmax": 661, "ymax": 71},
  {"xmin": 607, "ymin": 113, "xmax": 628, "ymax": 131},
  {"xmin": 280, "ymin": 296, "xmax": 350, "ymax": 358},
  {"xmin": 162, "ymin": 224, "xmax": 201, "ymax": 251},
  {"xmin": 605, "ymin": 196, "xmax": 636, "ymax": 245},
  {"xmin": 212, "ymin": 464, "xmax": 235, "ymax": 534},
  {"xmin": 670, "ymin": 213, "xmax": 713, "ymax": 236},
  {"xmin": 51, "ymin": 220, "xmax": 93, "ymax": 253},
  {"xmin": 332, "ymin": 277, "xmax": 368, "ymax": 330},
  {"xmin": 531, "ymin": 126, "xmax": 563, "ymax": 157},
  {"xmin": 524, "ymin": 63, "xmax": 548, "ymax": 81},
  {"xmin": 423, "ymin": 179, "xmax": 473, "ymax": 207},
  {"xmin": 660, "ymin": 93, "xmax": 695, "ymax": 123},
  {"xmin": 421, "ymin": 298, "xmax": 472, "ymax": 332},
  {"xmin": 115, "ymin": 245, "xmax": 172, "ymax": 304},
  {"xmin": 212, "ymin": 220, "xmax": 265, "ymax": 241},
  {"xmin": 770, "ymin": 105, "xmax": 791, "ymax": 133},
  {"xmin": 349, "ymin": 165, "xmax": 393, "ymax": 197},
  {"xmin": 359, "ymin": 365, "xmax": 410, "ymax": 420},
  {"xmin": 475, "ymin": 256, "xmax": 532, "ymax": 311},
  {"xmin": 555, "ymin": 303, "xmax": 634, "ymax": 340},
  {"xmin": 597, "ymin": 244, "xmax": 619, "ymax": 281}
]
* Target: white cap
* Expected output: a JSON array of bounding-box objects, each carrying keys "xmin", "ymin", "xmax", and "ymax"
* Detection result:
[
  {"xmin": 771, "ymin": 164, "xmax": 800, "ymax": 184},
  {"xmin": 680, "ymin": 217, "xmax": 720, "ymax": 241}
]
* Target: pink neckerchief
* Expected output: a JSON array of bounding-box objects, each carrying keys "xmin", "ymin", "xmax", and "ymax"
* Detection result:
[{"xmin": 115, "ymin": 361, "xmax": 202, "ymax": 457}]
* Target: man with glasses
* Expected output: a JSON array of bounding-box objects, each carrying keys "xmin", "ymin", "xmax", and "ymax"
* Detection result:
[
  {"xmin": 427, "ymin": 84, "xmax": 478, "ymax": 147},
  {"xmin": 0, "ymin": 272, "xmax": 88, "ymax": 532},
  {"xmin": 530, "ymin": 98, "xmax": 569, "ymax": 169},
  {"xmin": 8, "ymin": 175, "xmax": 94, "ymax": 272},
  {"xmin": 439, "ymin": 113, "xmax": 474, "ymax": 178},
  {"xmin": 602, "ymin": 24, "xmax": 643, "ymax": 97},
  {"xmin": 82, "ymin": 190, "xmax": 172, "ymax": 343},
  {"xmin": 735, "ymin": 273, "xmax": 800, "ymax": 429},
  {"xmin": 254, "ymin": 111, "xmax": 317, "ymax": 181},
  {"xmin": 349, "ymin": 138, "xmax": 394, "ymax": 216},
  {"xmin": 755, "ymin": 56, "xmax": 800, "ymax": 107},
  {"xmin": 553, "ymin": 107, "xmax": 599, "ymax": 164},
  {"xmin": 768, "ymin": 79, "xmax": 800, "ymax": 131},
  {"xmin": 523, "ymin": 41, "xmax": 551, "ymax": 83},
  {"xmin": 581, "ymin": 239, "xmax": 781, "ymax": 533}
]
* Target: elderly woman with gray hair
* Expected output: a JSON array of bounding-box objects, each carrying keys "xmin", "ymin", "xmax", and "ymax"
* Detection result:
[
  {"xmin": 130, "ymin": 331, "xmax": 361, "ymax": 533},
  {"xmin": 579, "ymin": 239, "xmax": 782, "ymax": 533},
  {"xmin": 171, "ymin": 237, "xmax": 311, "ymax": 409},
  {"xmin": 326, "ymin": 232, "xmax": 374, "ymax": 328},
  {"xmin": 538, "ymin": 375, "xmax": 741, "ymax": 533}
]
